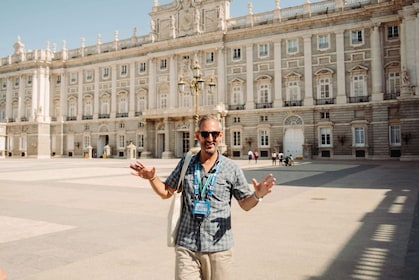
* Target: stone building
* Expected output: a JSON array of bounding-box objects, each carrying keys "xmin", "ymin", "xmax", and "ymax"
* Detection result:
[{"xmin": 0, "ymin": 0, "xmax": 418, "ymax": 160}]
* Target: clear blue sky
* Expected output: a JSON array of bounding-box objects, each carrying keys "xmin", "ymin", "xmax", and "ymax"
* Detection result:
[{"xmin": 0, "ymin": 0, "xmax": 318, "ymax": 58}]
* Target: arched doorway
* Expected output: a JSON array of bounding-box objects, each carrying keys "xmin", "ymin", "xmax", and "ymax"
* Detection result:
[{"xmin": 283, "ymin": 115, "xmax": 304, "ymax": 158}]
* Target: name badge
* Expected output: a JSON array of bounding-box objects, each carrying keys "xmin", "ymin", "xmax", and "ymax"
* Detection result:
[{"xmin": 193, "ymin": 200, "xmax": 210, "ymax": 217}]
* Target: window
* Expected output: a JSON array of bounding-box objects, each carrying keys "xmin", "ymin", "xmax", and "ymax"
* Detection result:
[
  {"xmin": 160, "ymin": 93, "xmax": 168, "ymax": 109},
  {"xmin": 137, "ymin": 134, "xmax": 144, "ymax": 148},
  {"xmin": 118, "ymin": 135, "xmax": 125, "ymax": 148},
  {"xmin": 259, "ymin": 130, "xmax": 269, "ymax": 147},
  {"xmin": 83, "ymin": 135, "xmax": 91, "ymax": 149},
  {"xmin": 232, "ymin": 48, "xmax": 241, "ymax": 60},
  {"xmin": 103, "ymin": 67, "xmax": 110, "ymax": 79},
  {"xmin": 352, "ymin": 75, "xmax": 366, "ymax": 96},
  {"xmin": 232, "ymin": 84, "xmax": 243, "ymax": 105},
  {"xmin": 320, "ymin": 127, "xmax": 332, "ymax": 146},
  {"xmin": 259, "ymin": 84, "xmax": 270, "ymax": 103},
  {"xmin": 288, "ymin": 81, "xmax": 300, "ymax": 101},
  {"xmin": 119, "ymin": 123, "xmax": 125, "ymax": 129},
  {"xmin": 136, "ymin": 95, "xmax": 146, "ymax": 113},
  {"xmin": 100, "ymin": 98, "xmax": 110, "ymax": 115},
  {"xmin": 160, "ymin": 59, "xmax": 167, "ymax": 70},
  {"xmin": 354, "ymin": 127, "xmax": 365, "ymax": 147},
  {"xmin": 84, "ymin": 99, "xmax": 93, "ymax": 116},
  {"xmin": 70, "ymin": 73, "xmax": 77, "ymax": 84},
  {"xmin": 27, "ymin": 76, "xmax": 33, "ymax": 85},
  {"xmin": 259, "ymin": 44, "xmax": 268, "ymax": 57},
  {"xmin": 320, "ymin": 112, "xmax": 330, "ymax": 119},
  {"xmin": 120, "ymin": 65, "xmax": 128, "ymax": 76},
  {"xmin": 85, "ymin": 71, "xmax": 93, "ymax": 82},
  {"xmin": 260, "ymin": 115, "xmax": 268, "ymax": 122},
  {"xmin": 318, "ymin": 35, "xmax": 329, "ymax": 50},
  {"xmin": 1, "ymin": 80, "xmax": 6, "ymax": 89},
  {"xmin": 351, "ymin": 30, "xmax": 363, "ymax": 45},
  {"xmin": 387, "ymin": 25, "xmax": 399, "ymax": 40},
  {"xmin": 14, "ymin": 78, "xmax": 20, "ymax": 88},
  {"xmin": 139, "ymin": 62, "xmax": 146, "ymax": 73},
  {"xmin": 319, "ymin": 78, "xmax": 331, "ymax": 98},
  {"xmin": 118, "ymin": 95, "xmax": 128, "ymax": 114},
  {"xmin": 287, "ymin": 39, "xmax": 298, "ymax": 53},
  {"xmin": 232, "ymin": 131, "xmax": 241, "ymax": 147},
  {"xmin": 206, "ymin": 52, "xmax": 214, "ymax": 64},
  {"xmin": 388, "ymin": 72, "xmax": 400, "ymax": 95},
  {"xmin": 68, "ymin": 98, "xmax": 77, "ymax": 117},
  {"xmin": 389, "ymin": 125, "xmax": 401, "ymax": 146},
  {"xmin": 233, "ymin": 117, "xmax": 240, "ymax": 123},
  {"xmin": 57, "ymin": 76, "xmax": 61, "ymax": 84}
]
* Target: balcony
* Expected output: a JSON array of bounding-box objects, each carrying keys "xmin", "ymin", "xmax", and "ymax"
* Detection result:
[
  {"xmin": 255, "ymin": 102, "xmax": 273, "ymax": 109},
  {"xmin": 228, "ymin": 104, "xmax": 245, "ymax": 110},
  {"xmin": 98, "ymin": 114, "xmax": 110, "ymax": 119},
  {"xmin": 384, "ymin": 92, "xmax": 400, "ymax": 100},
  {"xmin": 284, "ymin": 100, "xmax": 303, "ymax": 107},
  {"xmin": 82, "ymin": 115, "xmax": 93, "ymax": 120},
  {"xmin": 66, "ymin": 116, "xmax": 77, "ymax": 121},
  {"xmin": 20, "ymin": 117, "xmax": 28, "ymax": 122},
  {"xmin": 135, "ymin": 111, "xmax": 143, "ymax": 116},
  {"xmin": 116, "ymin": 113, "xmax": 128, "ymax": 118},
  {"xmin": 315, "ymin": 98, "xmax": 335, "ymax": 105},
  {"xmin": 348, "ymin": 96, "xmax": 369, "ymax": 103}
]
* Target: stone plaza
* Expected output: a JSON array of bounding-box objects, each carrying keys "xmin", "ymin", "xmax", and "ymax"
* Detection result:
[{"xmin": 0, "ymin": 158, "xmax": 418, "ymax": 279}]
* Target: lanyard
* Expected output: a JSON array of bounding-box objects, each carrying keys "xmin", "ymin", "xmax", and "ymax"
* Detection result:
[{"xmin": 193, "ymin": 161, "xmax": 219, "ymax": 200}]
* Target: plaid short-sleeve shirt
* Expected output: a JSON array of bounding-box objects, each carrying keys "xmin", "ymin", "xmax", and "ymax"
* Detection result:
[{"xmin": 165, "ymin": 153, "xmax": 252, "ymax": 252}]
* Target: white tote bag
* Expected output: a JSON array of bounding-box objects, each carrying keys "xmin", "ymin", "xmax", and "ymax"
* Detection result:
[{"xmin": 167, "ymin": 155, "xmax": 192, "ymax": 247}]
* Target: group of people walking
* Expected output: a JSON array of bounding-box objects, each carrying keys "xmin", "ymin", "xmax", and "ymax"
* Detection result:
[{"xmin": 271, "ymin": 152, "xmax": 293, "ymax": 166}]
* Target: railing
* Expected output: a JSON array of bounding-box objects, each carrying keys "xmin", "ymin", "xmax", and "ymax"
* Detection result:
[
  {"xmin": 384, "ymin": 92, "xmax": 400, "ymax": 100},
  {"xmin": 316, "ymin": 98, "xmax": 335, "ymax": 105},
  {"xmin": 228, "ymin": 104, "xmax": 245, "ymax": 111},
  {"xmin": 255, "ymin": 102, "xmax": 273, "ymax": 109},
  {"xmin": 82, "ymin": 115, "xmax": 93, "ymax": 120},
  {"xmin": 284, "ymin": 100, "xmax": 303, "ymax": 107},
  {"xmin": 116, "ymin": 113, "xmax": 128, "ymax": 118},
  {"xmin": 98, "ymin": 114, "xmax": 110, "ymax": 119},
  {"xmin": 66, "ymin": 116, "xmax": 77, "ymax": 121},
  {"xmin": 348, "ymin": 96, "xmax": 369, "ymax": 103}
]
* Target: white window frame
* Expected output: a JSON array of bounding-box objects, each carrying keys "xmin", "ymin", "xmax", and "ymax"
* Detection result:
[
  {"xmin": 139, "ymin": 62, "xmax": 146, "ymax": 73},
  {"xmin": 351, "ymin": 29, "xmax": 364, "ymax": 46},
  {"xmin": 70, "ymin": 73, "xmax": 77, "ymax": 84},
  {"xmin": 160, "ymin": 59, "xmax": 167, "ymax": 70},
  {"xmin": 120, "ymin": 64, "xmax": 128, "ymax": 77},
  {"xmin": 118, "ymin": 94, "xmax": 128, "ymax": 114},
  {"xmin": 353, "ymin": 126, "xmax": 366, "ymax": 147},
  {"xmin": 258, "ymin": 43, "xmax": 269, "ymax": 57},
  {"xmin": 351, "ymin": 74, "xmax": 367, "ymax": 97},
  {"xmin": 319, "ymin": 127, "xmax": 332, "ymax": 147},
  {"xmin": 389, "ymin": 125, "xmax": 401, "ymax": 146},
  {"xmin": 102, "ymin": 67, "xmax": 110, "ymax": 79},
  {"xmin": 258, "ymin": 129, "xmax": 270, "ymax": 148},
  {"xmin": 232, "ymin": 48, "xmax": 241, "ymax": 61},
  {"xmin": 318, "ymin": 34, "xmax": 330, "ymax": 50},
  {"xmin": 137, "ymin": 134, "xmax": 144, "ymax": 148},
  {"xmin": 85, "ymin": 70, "xmax": 93, "ymax": 82},
  {"xmin": 206, "ymin": 51, "xmax": 214, "ymax": 64},
  {"xmin": 287, "ymin": 39, "xmax": 298, "ymax": 54},
  {"xmin": 387, "ymin": 25, "xmax": 399, "ymax": 40},
  {"xmin": 232, "ymin": 130, "xmax": 241, "ymax": 148},
  {"xmin": 388, "ymin": 71, "xmax": 400, "ymax": 95},
  {"xmin": 118, "ymin": 135, "xmax": 126, "ymax": 149}
]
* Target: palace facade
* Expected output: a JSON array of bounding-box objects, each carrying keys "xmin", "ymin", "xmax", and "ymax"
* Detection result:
[{"xmin": 0, "ymin": 0, "xmax": 418, "ymax": 160}]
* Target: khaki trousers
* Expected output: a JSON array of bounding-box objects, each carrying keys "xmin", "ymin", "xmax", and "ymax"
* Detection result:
[{"xmin": 175, "ymin": 246, "xmax": 233, "ymax": 280}]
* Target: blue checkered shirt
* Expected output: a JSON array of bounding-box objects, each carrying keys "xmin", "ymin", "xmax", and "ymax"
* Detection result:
[{"xmin": 165, "ymin": 153, "xmax": 252, "ymax": 252}]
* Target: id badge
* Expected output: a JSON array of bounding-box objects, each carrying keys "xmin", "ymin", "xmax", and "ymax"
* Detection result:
[{"xmin": 193, "ymin": 200, "xmax": 210, "ymax": 217}]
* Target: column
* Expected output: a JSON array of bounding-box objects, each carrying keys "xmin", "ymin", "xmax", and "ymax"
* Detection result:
[
  {"xmin": 60, "ymin": 71, "xmax": 67, "ymax": 120},
  {"xmin": 335, "ymin": 30, "xmax": 346, "ymax": 104},
  {"xmin": 148, "ymin": 57, "xmax": 156, "ymax": 110},
  {"xmin": 169, "ymin": 54, "xmax": 177, "ymax": 108},
  {"xmin": 274, "ymin": 41, "xmax": 283, "ymax": 107},
  {"xmin": 371, "ymin": 23, "xmax": 384, "ymax": 101},
  {"xmin": 162, "ymin": 117, "xmax": 174, "ymax": 158},
  {"xmin": 5, "ymin": 78, "xmax": 12, "ymax": 121},
  {"xmin": 216, "ymin": 47, "xmax": 226, "ymax": 105},
  {"xmin": 129, "ymin": 62, "xmax": 136, "ymax": 117},
  {"xmin": 111, "ymin": 65, "xmax": 117, "ymax": 117},
  {"xmin": 18, "ymin": 75, "xmax": 24, "ymax": 122},
  {"xmin": 94, "ymin": 67, "xmax": 100, "ymax": 119},
  {"xmin": 77, "ymin": 70, "xmax": 83, "ymax": 120},
  {"xmin": 245, "ymin": 45, "xmax": 254, "ymax": 109},
  {"xmin": 303, "ymin": 35, "xmax": 313, "ymax": 106}
]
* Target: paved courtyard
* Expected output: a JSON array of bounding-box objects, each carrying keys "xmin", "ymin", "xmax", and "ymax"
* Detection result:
[{"xmin": 0, "ymin": 157, "xmax": 418, "ymax": 280}]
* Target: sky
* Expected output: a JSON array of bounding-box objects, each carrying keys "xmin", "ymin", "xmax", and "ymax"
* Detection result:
[{"xmin": 0, "ymin": 0, "xmax": 319, "ymax": 58}]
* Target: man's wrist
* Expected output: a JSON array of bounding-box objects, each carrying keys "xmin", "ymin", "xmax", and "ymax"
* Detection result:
[
  {"xmin": 149, "ymin": 174, "xmax": 158, "ymax": 181},
  {"xmin": 252, "ymin": 192, "xmax": 263, "ymax": 202}
]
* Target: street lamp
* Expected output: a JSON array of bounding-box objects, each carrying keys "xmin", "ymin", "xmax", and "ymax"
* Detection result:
[{"xmin": 178, "ymin": 60, "xmax": 216, "ymax": 149}]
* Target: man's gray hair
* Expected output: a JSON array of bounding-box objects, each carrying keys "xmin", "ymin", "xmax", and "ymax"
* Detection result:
[{"xmin": 197, "ymin": 114, "xmax": 222, "ymax": 131}]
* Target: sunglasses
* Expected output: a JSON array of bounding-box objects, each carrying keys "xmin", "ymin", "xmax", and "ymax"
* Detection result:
[{"xmin": 199, "ymin": 131, "xmax": 221, "ymax": 139}]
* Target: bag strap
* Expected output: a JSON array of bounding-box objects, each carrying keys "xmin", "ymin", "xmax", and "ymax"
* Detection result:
[{"xmin": 177, "ymin": 154, "xmax": 193, "ymax": 193}]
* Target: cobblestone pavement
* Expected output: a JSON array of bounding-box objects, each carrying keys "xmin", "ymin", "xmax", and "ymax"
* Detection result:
[{"xmin": 0, "ymin": 157, "xmax": 418, "ymax": 280}]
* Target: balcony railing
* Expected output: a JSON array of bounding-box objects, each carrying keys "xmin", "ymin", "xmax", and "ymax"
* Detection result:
[
  {"xmin": 135, "ymin": 111, "xmax": 143, "ymax": 116},
  {"xmin": 98, "ymin": 114, "xmax": 110, "ymax": 119},
  {"xmin": 255, "ymin": 102, "xmax": 273, "ymax": 109},
  {"xmin": 82, "ymin": 115, "xmax": 93, "ymax": 120},
  {"xmin": 315, "ymin": 98, "xmax": 335, "ymax": 105},
  {"xmin": 116, "ymin": 113, "xmax": 128, "ymax": 118},
  {"xmin": 284, "ymin": 100, "xmax": 303, "ymax": 107},
  {"xmin": 348, "ymin": 96, "xmax": 369, "ymax": 103},
  {"xmin": 66, "ymin": 116, "xmax": 77, "ymax": 121},
  {"xmin": 228, "ymin": 104, "xmax": 245, "ymax": 110},
  {"xmin": 384, "ymin": 92, "xmax": 400, "ymax": 100}
]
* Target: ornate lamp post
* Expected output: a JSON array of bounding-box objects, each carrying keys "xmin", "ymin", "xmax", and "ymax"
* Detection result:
[{"xmin": 178, "ymin": 60, "xmax": 216, "ymax": 149}]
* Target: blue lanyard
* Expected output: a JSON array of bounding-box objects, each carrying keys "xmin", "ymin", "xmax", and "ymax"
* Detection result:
[{"xmin": 193, "ymin": 161, "xmax": 219, "ymax": 200}]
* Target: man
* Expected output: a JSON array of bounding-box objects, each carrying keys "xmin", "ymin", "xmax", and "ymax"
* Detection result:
[{"xmin": 130, "ymin": 115, "xmax": 275, "ymax": 280}]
